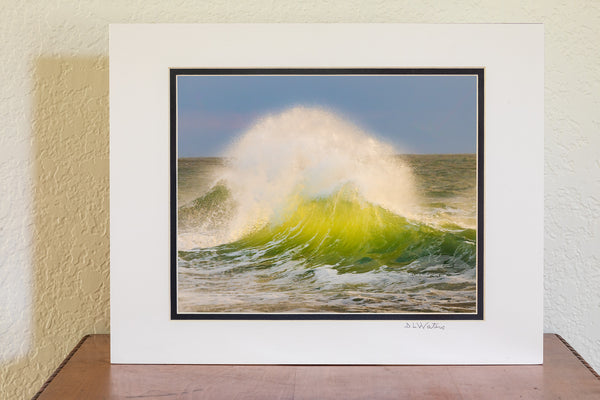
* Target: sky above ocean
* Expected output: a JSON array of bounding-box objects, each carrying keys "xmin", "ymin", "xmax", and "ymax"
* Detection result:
[{"xmin": 176, "ymin": 73, "xmax": 477, "ymax": 157}]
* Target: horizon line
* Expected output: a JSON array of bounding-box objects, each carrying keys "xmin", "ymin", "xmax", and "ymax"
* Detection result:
[{"xmin": 178, "ymin": 153, "xmax": 477, "ymax": 159}]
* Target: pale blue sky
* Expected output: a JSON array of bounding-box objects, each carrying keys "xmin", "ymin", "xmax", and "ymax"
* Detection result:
[{"xmin": 177, "ymin": 74, "xmax": 477, "ymax": 157}]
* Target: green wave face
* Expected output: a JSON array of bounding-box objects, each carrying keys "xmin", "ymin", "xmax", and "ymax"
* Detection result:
[{"xmin": 180, "ymin": 184, "xmax": 476, "ymax": 275}]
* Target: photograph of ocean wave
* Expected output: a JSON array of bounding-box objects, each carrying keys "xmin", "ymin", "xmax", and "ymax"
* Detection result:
[{"xmin": 173, "ymin": 71, "xmax": 482, "ymax": 316}]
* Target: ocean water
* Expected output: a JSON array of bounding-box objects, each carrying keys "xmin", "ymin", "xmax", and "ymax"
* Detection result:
[{"xmin": 176, "ymin": 107, "xmax": 478, "ymax": 314}]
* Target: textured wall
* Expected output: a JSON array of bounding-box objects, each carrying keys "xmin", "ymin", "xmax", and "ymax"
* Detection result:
[{"xmin": 0, "ymin": 1, "xmax": 598, "ymax": 399}]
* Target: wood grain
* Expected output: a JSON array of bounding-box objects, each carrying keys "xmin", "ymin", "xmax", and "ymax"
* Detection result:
[{"xmin": 34, "ymin": 334, "xmax": 600, "ymax": 399}]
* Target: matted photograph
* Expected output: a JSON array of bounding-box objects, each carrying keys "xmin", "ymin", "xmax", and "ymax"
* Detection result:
[
  {"xmin": 171, "ymin": 69, "xmax": 483, "ymax": 319},
  {"xmin": 112, "ymin": 23, "xmax": 543, "ymax": 364}
]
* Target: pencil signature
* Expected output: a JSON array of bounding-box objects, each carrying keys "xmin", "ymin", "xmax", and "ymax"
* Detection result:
[{"xmin": 404, "ymin": 322, "xmax": 446, "ymax": 330}]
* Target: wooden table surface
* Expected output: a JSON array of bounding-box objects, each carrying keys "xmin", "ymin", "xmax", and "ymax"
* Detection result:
[{"xmin": 33, "ymin": 334, "xmax": 600, "ymax": 399}]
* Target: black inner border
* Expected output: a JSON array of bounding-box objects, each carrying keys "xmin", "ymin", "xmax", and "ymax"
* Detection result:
[{"xmin": 170, "ymin": 68, "xmax": 484, "ymax": 321}]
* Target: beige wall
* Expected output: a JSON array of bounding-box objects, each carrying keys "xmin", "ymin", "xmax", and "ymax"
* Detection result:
[{"xmin": 0, "ymin": 1, "xmax": 599, "ymax": 398}]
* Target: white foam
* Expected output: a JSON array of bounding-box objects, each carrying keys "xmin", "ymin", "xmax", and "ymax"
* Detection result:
[{"xmin": 180, "ymin": 106, "xmax": 417, "ymax": 250}]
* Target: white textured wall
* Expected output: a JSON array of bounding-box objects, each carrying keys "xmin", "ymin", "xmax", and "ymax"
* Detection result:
[{"xmin": 0, "ymin": 1, "xmax": 598, "ymax": 398}]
